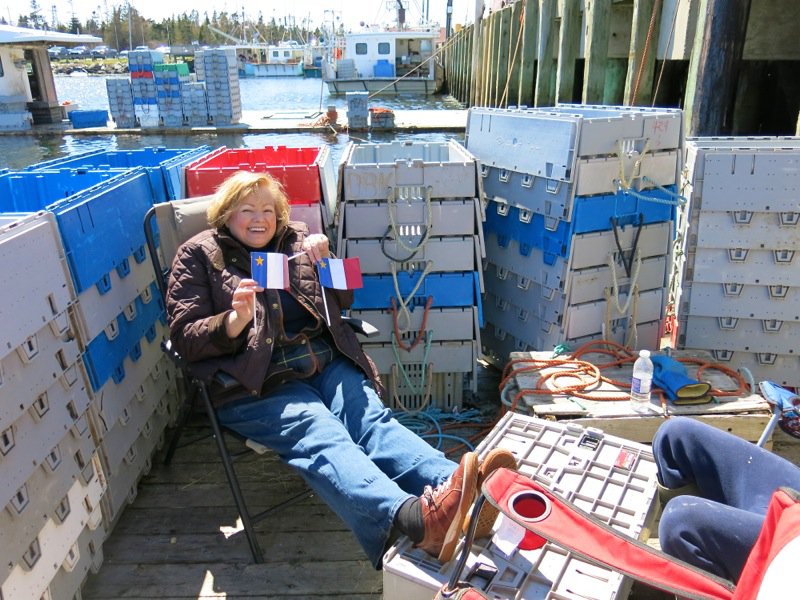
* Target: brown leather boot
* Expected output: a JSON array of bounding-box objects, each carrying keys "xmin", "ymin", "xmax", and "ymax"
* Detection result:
[
  {"xmin": 463, "ymin": 448, "xmax": 518, "ymax": 539},
  {"xmin": 416, "ymin": 451, "xmax": 479, "ymax": 562}
]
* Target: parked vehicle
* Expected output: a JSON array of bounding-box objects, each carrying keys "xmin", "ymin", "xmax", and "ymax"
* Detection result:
[
  {"xmin": 48, "ymin": 46, "xmax": 68, "ymax": 59},
  {"xmin": 91, "ymin": 45, "xmax": 118, "ymax": 58},
  {"xmin": 68, "ymin": 46, "xmax": 90, "ymax": 58}
]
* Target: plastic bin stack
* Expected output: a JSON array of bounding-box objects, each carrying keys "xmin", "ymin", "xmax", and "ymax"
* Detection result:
[
  {"xmin": 336, "ymin": 141, "xmax": 485, "ymax": 411},
  {"xmin": 197, "ymin": 48, "xmax": 242, "ymax": 126},
  {"xmin": 106, "ymin": 78, "xmax": 137, "ymax": 128},
  {"xmin": 383, "ymin": 413, "xmax": 659, "ymax": 599},
  {"xmin": 466, "ymin": 105, "xmax": 683, "ymax": 365},
  {"xmin": 346, "ymin": 91, "xmax": 368, "ymax": 129},
  {"xmin": 673, "ymin": 137, "xmax": 800, "ymax": 387},
  {"xmin": 153, "ymin": 64, "xmax": 191, "ymax": 127},
  {"xmin": 184, "ymin": 145, "xmax": 337, "ymax": 237},
  {"xmin": 181, "ymin": 81, "xmax": 209, "ymax": 126},
  {"xmin": 0, "ymin": 148, "xmax": 214, "ymax": 597},
  {"xmin": 127, "ymin": 49, "xmax": 163, "ymax": 128}
]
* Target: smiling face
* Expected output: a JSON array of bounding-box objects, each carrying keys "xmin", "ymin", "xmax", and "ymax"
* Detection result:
[{"xmin": 226, "ymin": 184, "xmax": 278, "ymax": 248}]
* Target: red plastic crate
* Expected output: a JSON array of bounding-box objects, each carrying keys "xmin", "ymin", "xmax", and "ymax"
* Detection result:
[
  {"xmin": 184, "ymin": 146, "xmax": 324, "ymax": 203},
  {"xmin": 130, "ymin": 71, "xmax": 154, "ymax": 79}
]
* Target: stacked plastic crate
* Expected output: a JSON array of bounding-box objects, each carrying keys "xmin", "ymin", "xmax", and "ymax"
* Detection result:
[
  {"xmin": 105, "ymin": 78, "xmax": 137, "ymax": 128},
  {"xmin": 0, "ymin": 212, "xmax": 105, "ymax": 600},
  {"xmin": 466, "ymin": 105, "xmax": 683, "ymax": 366},
  {"xmin": 346, "ymin": 91, "xmax": 369, "ymax": 130},
  {"xmin": 153, "ymin": 64, "xmax": 191, "ymax": 127},
  {"xmin": 183, "ymin": 145, "xmax": 337, "ymax": 237},
  {"xmin": 336, "ymin": 141, "xmax": 485, "ymax": 411},
  {"xmin": 0, "ymin": 95, "xmax": 33, "ymax": 130},
  {"xmin": 0, "ymin": 149, "xmax": 212, "ymax": 596},
  {"xmin": 199, "ymin": 48, "xmax": 242, "ymax": 126},
  {"xmin": 674, "ymin": 137, "xmax": 800, "ymax": 387},
  {"xmin": 182, "ymin": 81, "xmax": 209, "ymax": 126},
  {"xmin": 128, "ymin": 49, "xmax": 163, "ymax": 128},
  {"xmin": 383, "ymin": 412, "xmax": 660, "ymax": 599}
]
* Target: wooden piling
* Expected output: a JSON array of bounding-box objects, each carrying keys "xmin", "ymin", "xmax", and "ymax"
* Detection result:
[
  {"xmin": 534, "ymin": 0, "xmax": 558, "ymax": 107},
  {"xmin": 518, "ymin": 0, "xmax": 539, "ymax": 107},
  {"xmin": 556, "ymin": 0, "xmax": 581, "ymax": 104},
  {"xmin": 624, "ymin": 0, "xmax": 663, "ymax": 105},
  {"xmin": 684, "ymin": 0, "xmax": 753, "ymax": 135},
  {"xmin": 583, "ymin": 0, "xmax": 612, "ymax": 104}
]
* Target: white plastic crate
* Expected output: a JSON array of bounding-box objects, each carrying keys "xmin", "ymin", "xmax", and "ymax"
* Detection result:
[
  {"xmin": 1, "ymin": 459, "xmax": 105, "ymax": 600},
  {"xmin": 44, "ymin": 523, "xmax": 105, "ymax": 600},
  {"xmin": 350, "ymin": 306, "xmax": 479, "ymax": 345},
  {"xmin": 684, "ymin": 246, "xmax": 800, "ymax": 286},
  {"xmin": 1, "ymin": 450, "xmax": 103, "ymax": 583},
  {"xmin": 383, "ymin": 412, "xmax": 659, "ymax": 600},
  {"xmin": 0, "ymin": 378, "xmax": 93, "ymax": 511},
  {"xmin": 678, "ymin": 314, "xmax": 799, "ymax": 355},
  {"xmin": 339, "ymin": 198, "xmax": 481, "ymax": 241},
  {"xmin": 346, "ymin": 236, "xmax": 481, "ymax": 274},
  {"xmin": 0, "ymin": 213, "xmax": 75, "ymax": 358},
  {"xmin": 0, "ymin": 312, "xmax": 83, "ymax": 428},
  {"xmin": 99, "ymin": 404, "xmax": 169, "ymax": 528},
  {"xmin": 363, "ymin": 340, "xmax": 478, "ymax": 376},
  {"xmin": 93, "ymin": 365, "xmax": 177, "ymax": 477},
  {"xmin": 687, "ymin": 209, "xmax": 800, "ymax": 251},
  {"xmin": 382, "ymin": 370, "xmax": 468, "ymax": 412},
  {"xmin": 340, "ymin": 140, "xmax": 479, "ymax": 201},
  {"xmin": 700, "ymin": 349, "xmax": 800, "ymax": 389},
  {"xmin": 678, "ymin": 280, "xmax": 800, "ymax": 321}
]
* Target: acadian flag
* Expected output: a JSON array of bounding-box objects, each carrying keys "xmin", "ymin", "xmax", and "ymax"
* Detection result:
[
  {"xmin": 250, "ymin": 252, "xmax": 289, "ymax": 290},
  {"xmin": 317, "ymin": 257, "xmax": 363, "ymax": 290}
]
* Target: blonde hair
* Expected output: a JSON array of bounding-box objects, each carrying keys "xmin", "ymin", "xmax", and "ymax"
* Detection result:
[{"xmin": 206, "ymin": 171, "xmax": 290, "ymax": 229}]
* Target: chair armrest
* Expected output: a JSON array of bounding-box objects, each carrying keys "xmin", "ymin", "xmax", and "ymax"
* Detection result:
[
  {"xmin": 341, "ymin": 315, "xmax": 380, "ymax": 338},
  {"xmin": 161, "ymin": 339, "xmax": 241, "ymax": 390}
]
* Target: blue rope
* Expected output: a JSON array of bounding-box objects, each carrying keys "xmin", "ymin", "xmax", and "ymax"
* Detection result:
[
  {"xmin": 394, "ymin": 407, "xmax": 486, "ymax": 451},
  {"xmin": 618, "ymin": 176, "xmax": 688, "ymax": 206}
]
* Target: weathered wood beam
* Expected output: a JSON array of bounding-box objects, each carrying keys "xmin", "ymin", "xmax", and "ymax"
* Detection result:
[
  {"xmin": 535, "ymin": 0, "xmax": 558, "ymax": 107},
  {"xmin": 624, "ymin": 0, "xmax": 663, "ymax": 105},
  {"xmin": 583, "ymin": 0, "xmax": 612, "ymax": 104},
  {"xmin": 469, "ymin": 1, "xmax": 484, "ymax": 107},
  {"xmin": 480, "ymin": 17, "xmax": 492, "ymax": 106},
  {"xmin": 518, "ymin": 0, "xmax": 539, "ymax": 107},
  {"xmin": 496, "ymin": 6, "xmax": 512, "ymax": 106},
  {"xmin": 684, "ymin": 0, "xmax": 753, "ymax": 135},
  {"xmin": 556, "ymin": 0, "xmax": 581, "ymax": 104},
  {"xmin": 507, "ymin": 0, "xmax": 524, "ymax": 106}
]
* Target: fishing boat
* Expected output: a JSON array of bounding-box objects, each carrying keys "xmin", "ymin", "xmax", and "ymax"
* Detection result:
[
  {"xmin": 322, "ymin": 15, "xmax": 443, "ymax": 95},
  {"xmin": 236, "ymin": 41, "xmax": 305, "ymax": 78}
]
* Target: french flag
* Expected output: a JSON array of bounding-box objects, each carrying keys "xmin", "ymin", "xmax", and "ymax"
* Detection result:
[
  {"xmin": 317, "ymin": 257, "xmax": 363, "ymax": 290},
  {"xmin": 251, "ymin": 252, "xmax": 289, "ymax": 290}
]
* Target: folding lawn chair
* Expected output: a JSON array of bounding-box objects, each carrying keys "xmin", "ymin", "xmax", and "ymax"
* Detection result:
[{"xmin": 143, "ymin": 195, "xmax": 376, "ymax": 563}]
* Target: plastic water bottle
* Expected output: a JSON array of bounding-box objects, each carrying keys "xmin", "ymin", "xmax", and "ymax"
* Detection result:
[{"xmin": 630, "ymin": 349, "xmax": 654, "ymax": 413}]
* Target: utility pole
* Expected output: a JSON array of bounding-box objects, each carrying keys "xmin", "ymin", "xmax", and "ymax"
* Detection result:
[
  {"xmin": 127, "ymin": 0, "xmax": 132, "ymax": 50},
  {"xmin": 445, "ymin": 0, "xmax": 452, "ymax": 38}
]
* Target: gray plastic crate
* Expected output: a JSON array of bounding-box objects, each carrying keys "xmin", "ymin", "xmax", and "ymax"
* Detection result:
[
  {"xmin": 684, "ymin": 246, "xmax": 800, "ymax": 286},
  {"xmin": 688, "ymin": 209, "xmax": 800, "ymax": 250},
  {"xmin": 45, "ymin": 522, "xmax": 105, "ymax": 600},
  {"xmin": 383, "ymin": 412, "xmax": 659, "ymax": 600},
  {"xmin": 340, "ymin": 140, "xmax": 479, "ymax": 201},
  {"xmin": 679, "ymin": 314, "xmax": 798, "ymax": 355},
  {"xmin": 350, "ymin": 306, "xmax": 478, "ymax": 345},
  {"xmin": 678, "ymin": 280, "xmax": 800, "ymax": 321},
  {"xmin": 466, "ymin": 106, "xmax": 682, "ymax": 179},
  {"xmin": 346, "ymin": 236, "xmax": 480, "ymax": 274},
  {"xmin": 697, "ymin": 349, "xmax": 800, "ymax": 389},
  {"xmin": 363, "ymin": 340, "xmax": 477, "ymax": 376}
]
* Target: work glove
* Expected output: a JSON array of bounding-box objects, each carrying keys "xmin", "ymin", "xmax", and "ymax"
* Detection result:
[{"xmin": 651, "ymin": 355, "xmax": 711, "ymax": 404}]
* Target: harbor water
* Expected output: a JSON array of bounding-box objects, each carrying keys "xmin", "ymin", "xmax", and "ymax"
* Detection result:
[{"xmin": 0, "ymin": 75, "xmax": 465, "ymax": 170}]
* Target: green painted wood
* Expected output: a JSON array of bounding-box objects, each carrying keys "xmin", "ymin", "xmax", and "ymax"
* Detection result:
[
  {"xmin": 556, "ymin": 0, "xmax": 581, "ymax": 104},
  {"xmin": 518, "ymin": 0, "xmax": 540, "ymax": 107},
  {"xmin": 583, "ymin": 0, "xmax": 612, "ymax": 104},
  {"xmin": 604, "ymin": 57, "xmax": 628, "ymax": 104},
  {"xmin": 624, "ymin": 0, "xmax": 662, "ymax": 105},
  {"xmin": 491, "ymin": 10, "xmax": 504, "ymax": 106},
  {"xmin": 535, "ymin": 0, "xmax": 558, "ymax": 107},
  {"xmin": 684, "ymin": 0, "xmax": 752, "ymax": 135}
]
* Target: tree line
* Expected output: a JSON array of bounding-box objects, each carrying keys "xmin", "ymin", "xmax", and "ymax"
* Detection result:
[{"xmin": 3, "ymin": 1, "xmax": 335, "ymax": 50}]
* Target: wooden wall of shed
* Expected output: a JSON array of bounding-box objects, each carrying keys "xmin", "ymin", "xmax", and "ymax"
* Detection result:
[{"xmin": 443, "ymin": 0, "xmax": 800, "ymax": 135}]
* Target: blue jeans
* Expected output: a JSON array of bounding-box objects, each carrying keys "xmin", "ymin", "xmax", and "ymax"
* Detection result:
[
  {"xmin": 216, "ymin": 357, "xmax": 457, "ymax": 567},
  {"xmin": 653, "ymin": 417, "xmax": 800, "ymax": 581}
]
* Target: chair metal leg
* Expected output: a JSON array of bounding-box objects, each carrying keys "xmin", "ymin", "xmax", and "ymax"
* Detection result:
[
  {"xmin": 197, "ymin": 380, "xmax": 265, "ymax": 563},
  {"xmin": 163, "ymin": 392, "xmax": 195, "ymax": 465}
]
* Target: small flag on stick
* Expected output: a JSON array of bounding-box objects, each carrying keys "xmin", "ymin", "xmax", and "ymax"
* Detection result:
[
  {"xmin": 317, "ymin": 257, "xmax": 363, "ymax": 290},
  {"xmin": 251, "ymin": 252, "xmax": 289, "ymax": 290}
]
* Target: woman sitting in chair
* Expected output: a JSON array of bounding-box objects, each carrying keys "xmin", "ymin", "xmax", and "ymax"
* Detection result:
[{"xmin": 165, "ymin": 171, "xmax": 514, "ymax": 567}]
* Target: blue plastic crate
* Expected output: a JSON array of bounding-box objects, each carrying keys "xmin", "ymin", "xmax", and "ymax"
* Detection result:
[
  {"xmin": 353, "ymin": 271, "xmax": 483, "ymax": 321},
  {"xmin": 25, "ymin": 147, "xmax": 212, "ymax": 202},
  {"xmin": 48, "ymin": 169, "xmax": 155, "ymax": 294},
  {"xmin": 0, "ymin": 169, "xmax": 127, "ymax": 212},
  {"xmin": 82, "ymin": 283, "xmax": 166, "ymax": 391},
  {"xmin": 68, "ymin": 110, "xmax": 109, "ymax": 129}
]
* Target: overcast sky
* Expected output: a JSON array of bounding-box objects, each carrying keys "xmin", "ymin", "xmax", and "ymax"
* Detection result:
[{"xmin": 4, "ymin": 0, "xmax": 479, "ymax": 32}]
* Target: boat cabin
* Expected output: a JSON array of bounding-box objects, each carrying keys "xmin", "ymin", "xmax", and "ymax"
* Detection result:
[{"xmin": 341, "ymin": 29, "xmax": 438, "ymax": 81}]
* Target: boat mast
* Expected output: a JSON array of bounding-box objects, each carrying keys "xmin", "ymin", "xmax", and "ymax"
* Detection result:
[{"xmin": 396, "ymin": 0, "xmax": 405, "ymax": 30}]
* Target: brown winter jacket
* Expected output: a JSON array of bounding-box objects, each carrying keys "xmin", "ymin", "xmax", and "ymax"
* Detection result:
[{"xmin": 166, "ymin": 221, "xmax": 383, "ymax": 406}]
